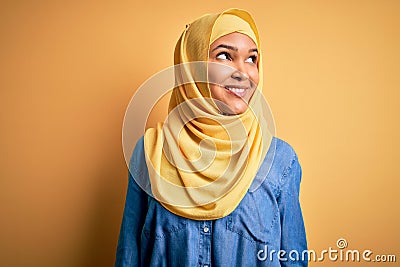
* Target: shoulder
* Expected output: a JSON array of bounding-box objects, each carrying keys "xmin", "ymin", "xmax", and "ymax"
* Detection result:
[
  {"xmin": 273, "ymin": 136, "xmax": 297, "ymax": 155},
  {"xmin": 256, "ymin": 137, "xmax": 302, "ymax": 195},
  {"xmin": 130, "ymin": 136, "xmax": 146, "ymax": 173},
  {"xmin": 274, "ymin": 136, "xmax": 302, "ymax": 181},
  {"xmin": 128, "ymin": 136, "xmax": 151, "ymax": 193},
  {"xmin": 271, "ymin": 136, "xmax": 300, "ymax": 170}
]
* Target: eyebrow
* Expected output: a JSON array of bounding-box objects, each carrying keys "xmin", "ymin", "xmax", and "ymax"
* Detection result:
[
  {"xmin": 211, "ymin": 44, "xmax": 258, "ymax": 54},
  {"xmin": 212, "ymin": 44, "xmax": 237, "ymax": 52}
]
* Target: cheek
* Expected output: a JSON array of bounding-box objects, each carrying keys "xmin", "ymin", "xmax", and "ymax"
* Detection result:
[
  {"xmin": 249, "ymin": 68, "xmax": 260, "ymax": 85},
  {"xmin": 208, "ymin": 62, "xmax": 234, "ymax": 85},
  {"xmin": 208, "ymin": 83, "xmax": 220, "ymax": 99}
]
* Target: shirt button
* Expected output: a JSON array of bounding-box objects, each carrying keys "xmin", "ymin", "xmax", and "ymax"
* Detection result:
[{"xmin": 203, "ymin": 226, "xmax": 209, "ymax": 233}]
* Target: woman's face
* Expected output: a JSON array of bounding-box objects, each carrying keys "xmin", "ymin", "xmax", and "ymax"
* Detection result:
[{"xmin": 208, "ymin": 32, "xmax": 259, "ymax": 115}]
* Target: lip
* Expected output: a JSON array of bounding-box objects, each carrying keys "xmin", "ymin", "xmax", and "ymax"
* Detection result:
[{"xmin": 223, "ymin": 85, "xmax": 250, "ymax": 98}]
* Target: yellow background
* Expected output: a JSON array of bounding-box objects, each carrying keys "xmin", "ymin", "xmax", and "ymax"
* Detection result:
[{"xmin": 1, "ymin": 1, "xmax": 399, "ymax": 266}]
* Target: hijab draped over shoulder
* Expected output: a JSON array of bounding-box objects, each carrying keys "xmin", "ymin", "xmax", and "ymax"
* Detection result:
[{"xmin": 144, "ymin": 8, "xmax": 273, "ymax": 220}]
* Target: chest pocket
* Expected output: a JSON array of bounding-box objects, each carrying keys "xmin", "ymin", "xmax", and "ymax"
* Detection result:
[
  {"xmin": 142, "ymin": 197, "xmax": 188, "ymax": 240},
  {"xmin": 225, "ymin": 189, "xmax": 279, "ymax": 244}
]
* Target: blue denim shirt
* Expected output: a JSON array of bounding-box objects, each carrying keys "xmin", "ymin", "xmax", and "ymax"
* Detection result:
[{"xmin": 115, "ymin": 136, "xmax": 308, "ymax": 266}]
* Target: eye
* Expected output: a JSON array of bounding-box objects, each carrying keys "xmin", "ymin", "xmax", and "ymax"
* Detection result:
[
  {"xmin": 245, "ymin": 55, "xmax": 258, "ymax": 64},
  {"xmin": 216, "ymin": 52, "xmax": 231, "ymax": 60}
]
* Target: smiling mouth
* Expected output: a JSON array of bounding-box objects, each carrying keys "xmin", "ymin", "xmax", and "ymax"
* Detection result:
[{"xmin": 223, "ymin": 85, "xmax": 249, "ymax": 98}]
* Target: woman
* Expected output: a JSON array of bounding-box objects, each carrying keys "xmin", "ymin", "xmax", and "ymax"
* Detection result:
[{"xmin": 116, "ymin": 8, "xmax": 307, "ymax": 266}]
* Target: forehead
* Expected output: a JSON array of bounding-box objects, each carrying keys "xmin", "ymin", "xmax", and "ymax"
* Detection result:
[{"xmin": 209, "ymin": 32, "xmax": 257, "ymax": 50}]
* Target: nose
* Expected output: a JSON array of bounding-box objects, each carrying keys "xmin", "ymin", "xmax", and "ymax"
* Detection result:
[{"xmin": 231, "ymin": 63, "xmax": 249, "ymax": 81}]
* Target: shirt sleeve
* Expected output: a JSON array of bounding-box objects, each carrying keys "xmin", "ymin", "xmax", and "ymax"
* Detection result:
[
  {"xmin": 278, "ymin": 153, "xmax": 308, "ymax": 266},
  {"xmin": 115, "ymin": 140, "xmax": 149, "ymax": 267}
]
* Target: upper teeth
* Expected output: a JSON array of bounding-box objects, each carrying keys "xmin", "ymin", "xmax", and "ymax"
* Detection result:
[{"xmin": 227, "ymin": 87, "xmax": 245, "ymax": 93}]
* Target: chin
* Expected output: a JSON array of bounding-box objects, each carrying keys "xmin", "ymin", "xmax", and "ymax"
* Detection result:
[{"xmin": 224, "ymin": 103, "xmax": 249, "ymax": 115}]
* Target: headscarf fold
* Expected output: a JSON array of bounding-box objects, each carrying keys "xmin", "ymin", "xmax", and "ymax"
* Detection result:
[{"xmin": 144, "ymin": 8, "xmax": 273, "ymax": 220}]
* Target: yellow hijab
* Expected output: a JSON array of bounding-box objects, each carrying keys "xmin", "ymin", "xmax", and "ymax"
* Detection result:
[{"xmin": 144, "ymin": 8, "xmax": 273, "ymax": 220}]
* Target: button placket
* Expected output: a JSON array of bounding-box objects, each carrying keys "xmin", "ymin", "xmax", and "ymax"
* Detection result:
[{"xmin": 198, "ymin": 221, "xmax": 212, "ymax": 267}]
